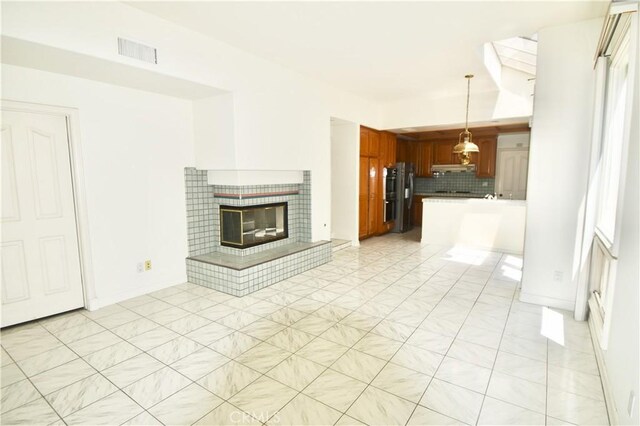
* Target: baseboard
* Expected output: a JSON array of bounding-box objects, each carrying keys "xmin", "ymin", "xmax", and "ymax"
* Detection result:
[
  {"xmin": 518, "ymin": 292, "xmax": 575, "ymax": 311},
  {"xmin": 588, "ymin": 304, "xmax": 619, "ymax": 425},
  {"xmin": 86, "ymin": 280, "xmax": 187, "ymax": 311}
]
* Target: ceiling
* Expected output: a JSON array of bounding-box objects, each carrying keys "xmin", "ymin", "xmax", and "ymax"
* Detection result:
[{"xmin": 128, "ymin": 1, "xmax": 607, "ymax": 102}]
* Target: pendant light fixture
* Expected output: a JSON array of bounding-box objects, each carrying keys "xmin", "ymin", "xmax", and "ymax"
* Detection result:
[{"xmin": 453, "ymin": 74, "xmax": 480, "ymax": 165}]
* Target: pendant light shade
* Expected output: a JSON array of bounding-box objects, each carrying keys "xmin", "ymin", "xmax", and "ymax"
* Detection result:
[{"xmin": 453, "ymin": 74, "xmax": 480, "ymax": 165}]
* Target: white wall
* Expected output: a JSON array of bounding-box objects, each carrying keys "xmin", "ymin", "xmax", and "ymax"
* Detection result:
[
  {"xmin": 330, "ymin": 120, "xmax": 360, "ymax": 243},
  {"xmin": 1, "ymin": 1, "xmax": 381, "ymax": 244},
  {"xmin": 193, "ymin": 94, "xmax": 236, "ymax": 170},
  {"xmin": 520, "ymin": 18, "xmax": 601, "ymax": 310},
  {"xmin": 1, "ymin": 64, "xmax": 194, "ymax": 309},
  {"xmin": 602, "ymin": 18, "xmax": 639, "ymax": 423},
  {"xmin": 379, "ymin": 67, "xmax": 533, "ymax": 130}
]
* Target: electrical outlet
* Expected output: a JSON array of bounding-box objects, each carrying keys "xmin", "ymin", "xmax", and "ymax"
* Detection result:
[
  {"xmin": 553, "ymin": 270, "xmax": 564, "ymax": 282},
  {"xmin": 482, "ymin": 182, "xmax": 488, "ymax": 187},
  {"xmin": 628, "ymin": 391, "xmax": 635, "ymax": 416},
  {"xmin": 144, "ymin": 260, "xmax": 152, "ymax": 271},
  {"xmin": 136, "ymin": 262, "xmax": 144, "ymax": 273}
]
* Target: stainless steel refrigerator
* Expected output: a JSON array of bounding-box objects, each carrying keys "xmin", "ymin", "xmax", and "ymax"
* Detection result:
[{"xmin": 393, "ymin": 162, "xmax": 415, "ymax": 233}]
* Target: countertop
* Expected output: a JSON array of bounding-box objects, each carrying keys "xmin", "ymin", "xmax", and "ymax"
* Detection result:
[
  {"xmin": 422, "ymin": 197, "xmax": 526, "ymax": 206},
  {"xmin": 414, "ymin": 192, "xmax": 488, "ymax": 199}
]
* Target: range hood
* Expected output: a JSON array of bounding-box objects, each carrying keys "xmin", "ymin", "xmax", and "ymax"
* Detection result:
[{"xmin": 432, "ymin": 164, "xmax": 476, "ymax": 173}]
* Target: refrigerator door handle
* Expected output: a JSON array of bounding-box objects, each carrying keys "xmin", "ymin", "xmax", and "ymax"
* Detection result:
[{"xmin": 407, "ymin": 172, "xmax": 414, "ymax": 209}]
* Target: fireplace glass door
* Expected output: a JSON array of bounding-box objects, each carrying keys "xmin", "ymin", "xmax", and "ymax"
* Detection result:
[{"xmin": 220, "ymin": 202, "xmax": 288, "ymax": 248}]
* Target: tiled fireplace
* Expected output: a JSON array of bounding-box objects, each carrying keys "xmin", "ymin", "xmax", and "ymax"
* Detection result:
[{"xmin": 183, "ymin": 168, "xmax": 330, "ymax": 296}]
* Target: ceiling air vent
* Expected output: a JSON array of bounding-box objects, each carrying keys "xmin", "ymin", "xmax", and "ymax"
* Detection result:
[{"xmin": 117, "ymin": 37, "xmax": 157, "ymax": 64}]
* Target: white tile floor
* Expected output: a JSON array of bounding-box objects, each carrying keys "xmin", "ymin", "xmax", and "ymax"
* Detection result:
[{"xmin": 0, "ymin": 230, "xmax": 609, "ymax": 425}]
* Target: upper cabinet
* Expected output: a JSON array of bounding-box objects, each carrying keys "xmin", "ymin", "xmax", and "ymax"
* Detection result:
[
  {"xmin": 397, "ymin": 138, "xmax": 430, "ymax": 176},
  {"xmin": 360, "ymin": 127, "xmax": 370, "ymax": 156},
  {"xmin": 475, "ymin": 137, "xmax": 497, "ymax": 178},
  {"xmin": 432, "ymin": 141, "xmax": 457, "ymax": 165},
  {"xmin": 416, "ymin": 141, "xmax": 433, "ymax": 177},
  {"xmin": 379, "ymin": 132, "xmax": 397, "ymax": 168}
]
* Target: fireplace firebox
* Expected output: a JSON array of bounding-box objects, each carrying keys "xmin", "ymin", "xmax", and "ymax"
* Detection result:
[{"xmin": 220, "ymin": 202, "xmax": 288, "ymax": 249}]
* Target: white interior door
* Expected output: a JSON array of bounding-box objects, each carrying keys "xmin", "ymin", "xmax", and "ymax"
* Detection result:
[
  {"xmin": 496, "ymin": 149, "xmax": 529, "ymax": 200},
  {"xmin": 1, "ymin": 110, "xmax": 84, "ymax": 327}
]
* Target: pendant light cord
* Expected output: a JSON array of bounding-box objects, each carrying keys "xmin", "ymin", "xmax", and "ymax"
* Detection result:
[{"xmin": 464, "ymin": 75, "xmax": 472, "ymax": 133}]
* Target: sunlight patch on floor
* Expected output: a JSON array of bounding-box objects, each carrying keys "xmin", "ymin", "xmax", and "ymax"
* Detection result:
[
  {"xmin": 443, "ymin": 245, "xmax": 491, "ymax": 266},
  {"xmin": 541, "ymin": 307, "xmax": 565, "ymax": 346}
]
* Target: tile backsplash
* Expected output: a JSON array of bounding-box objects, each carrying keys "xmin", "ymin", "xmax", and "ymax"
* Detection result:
[{"xmin": 415, "ymin": 172, "xmax": 495, "ymax": 194}]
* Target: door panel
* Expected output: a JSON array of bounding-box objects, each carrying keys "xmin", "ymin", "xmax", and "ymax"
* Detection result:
[
  {"xmin": 1, "ymin": 110, "xmax": 84, "ymax": 327},
  {"xmin": 1, "ymin": 127, "xmax": 21, "ymax": 222},
  {"xmin": 1, "ymin": 241, "xmax": 30, "ymax": 303},
  {"xmin": 30, "ymin": 128, "xmax": 64, "ymax": 219},
  {"xmin": 40, "ymin": 236, "xmax": 71, "ymax": 295},
  {"xmin": 496, "ymin": 149, "xmax": 529, "ymax": 200}
]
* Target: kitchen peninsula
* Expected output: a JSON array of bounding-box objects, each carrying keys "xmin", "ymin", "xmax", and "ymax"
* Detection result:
[{"xmin": 421, "ymin": 197, "xmax": 526, "ymax": 253}]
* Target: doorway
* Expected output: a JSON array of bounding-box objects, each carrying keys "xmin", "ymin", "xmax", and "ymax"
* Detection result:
[
  {"xmin": 1, "ymin": 102, "xmax": 87, "ymax": 327},
  {"xmin": 495, "ymin": 148, "xmax": 529, "ymax": 200}
]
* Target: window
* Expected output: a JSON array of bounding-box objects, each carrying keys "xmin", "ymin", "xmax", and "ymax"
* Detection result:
[
  {"xmin": 596, "ymin": 29, "xmax": 631, "ymax": 249},
  {"xmin": 491, "ymin": 35, "xmax": 537, "ymax": 76},
  {"xmin": 587, "ymin": 6, "xmax": 637, "ymax": 348}
]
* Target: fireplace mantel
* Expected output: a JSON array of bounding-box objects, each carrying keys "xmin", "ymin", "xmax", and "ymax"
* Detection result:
[{"xmin": 207, "ymin": 170, "xmax": 303, "ymax": 186}]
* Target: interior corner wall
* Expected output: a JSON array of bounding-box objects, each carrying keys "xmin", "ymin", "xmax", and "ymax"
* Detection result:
[
  {"xmin": 602, "ymin": 19, "xmax": 639, "ymax": 424},
  {"xmin": 330, "ymin": 121, "xmax": 359, "ymax": 243},
  {"xmin": 520, "ymin": 18, "xmax": 601, "ymax": 310},
  {"xmin": 1, "ymin": 64, "xmax": 195, "ymax": 309}
]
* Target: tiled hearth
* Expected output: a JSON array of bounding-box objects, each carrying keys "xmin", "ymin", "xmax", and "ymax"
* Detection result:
[{"xmin": 183, "ymin": 168, "xmax": 330, "ymax": 296}]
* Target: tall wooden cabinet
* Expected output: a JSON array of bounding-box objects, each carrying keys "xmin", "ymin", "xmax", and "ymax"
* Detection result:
[
  {"xmin": 474, "ymin": 137, "xmax": 497, "ymax": 177},
  {"xmin": 415, "ymin": 142, "xmax": 433, "ymax": 177},
  {"xmin": 359, "ymin": 127, "xmax": 396, "ymax": 239}
]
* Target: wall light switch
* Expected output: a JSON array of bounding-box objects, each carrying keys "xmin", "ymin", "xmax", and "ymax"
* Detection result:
[{"xmin": 553, "ymin": 270, "xmax": 564, "ymax": 282}]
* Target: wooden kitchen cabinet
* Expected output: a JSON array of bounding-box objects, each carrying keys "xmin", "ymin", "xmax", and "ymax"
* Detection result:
[
  {"xmin": 475, "ymin": 137, "xmax": 497, "ymax": 177},
  {"xmin": 416, "ymin": 141, "xmax": 433, "ymax": 177},
  {"xmin": 433, "ymin": 141, "xmax": 457, "ymax": 165},
  {"xmin": 360, "ymin": 126, "xmax": 395, "ymax": 239},
  {"xmin": 413, "ymin": 196, "xmax": 424, "ymax": 226},
  {"xmin": 379, "ymin": 132, "xmax": 397, "ymax": 167},
  {"xmin": 360, "ymin": 127, "xmax": 370, "ymax": 157},
  {"xmin": 360, "ymin": 127, "xmax": 380, "ymax": 158},
  {"xmin": 368, "ymin": 158, "xmax": 380, "ymax": 235},
  {"xmin": 359, "ymin": 156, "xmax": 381, "ymax": 239},
  {"xmin": 369, "ymin": 130, "xmax": 380, "ymax": 158},
  {"xmin": 359, "ymin": 156, "xmax": 370, "ymax": 239},
  {"xmin": 396, "ymin": 139, "xmax": 408, "ymax": 162},
  {"xmin": 386, "ymin": 132, "xmax": 397, "ymax": 167}
]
